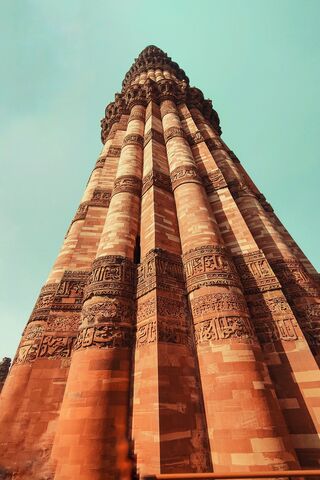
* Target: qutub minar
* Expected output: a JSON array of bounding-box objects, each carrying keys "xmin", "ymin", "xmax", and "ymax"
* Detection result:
[{"xmin": 0, "ymin": 46, "xmax": 320, "ymax": 480}]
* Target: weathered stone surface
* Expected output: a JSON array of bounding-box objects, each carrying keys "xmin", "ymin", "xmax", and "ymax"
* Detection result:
[{"xmin": 0, "ymin": 45, "xmax": 319, "ymax": 480}]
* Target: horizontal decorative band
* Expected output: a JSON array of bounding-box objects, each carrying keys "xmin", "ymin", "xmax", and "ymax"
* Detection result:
[
  {"xmin": 101, "ymin": 80, "xmax": 222, "ymax": 144},
  {"xmin": 80, "ymin": 297, "xmax": 134, "ymax": 327},
  {"xmin": 85, "ymin": 255, "xmax": 136, "ymax": 300},
  {"xmin": 29, "ymin": 272, "xmax": 90, "ymax": 323},
  {"xmin": 233, "ymin": 250, "xmax": 281, "ymax": 295},
  {"xmin": 186, "ymin": 130, "xmax": 204, "ymax": 146},
  {"xmin": 89, "ymin": 188, "xmax": 112, "ymax": 208},
  {"xmin": 170, "ymin": 165, "xmax": 202, "ymax": 191},
  {"xmin": 137, "ymin": 295, "xmax": 189, "ymax": 323},
  {"xmin": 112, "ymin": 175, "xmax": 142, "ymax": 197},
  {"xmin": 122, "ymin": 134, "xmax": 144, "ymax": 148},
  {"xmin": 255, "ymin": 317, "xmax": 299, "ymax": 343},
  {"xmin": 190, "ymin": 292, "xmax": 249, "ymax": 318},
  {"xmin": 182, "ymin": 245, "xmax": 240, "ymax": 293},
  {"xmin": 136, "ymin": 320, "xmax": 191, "ymax": 348},
  {"xmin": 14, "ymin": 334, "xmax": 77, "ymax": 363},
  {"xmin": 163, "ymin": 126, "xmax": 186, "ymax": 143},
  {"xmin": 74, "ymin": 323, "xmax": 133, "ymax": 350},
  {"xmin": 270, "ymin": 258, "xmax": 319, "ymax": 298},
  {"xmin": 144, "ymin": 128, "xmax": 165, "ymax": 147},
  {"xmin": 202, "ymin": 169, "xmax": 227, "ymax": 193},
  {"xmin": 136, "ymin": 248, "xmax": 185, "ymax": 298},
  {"xmin": 128, "ymin": 110, "xmax": 146, "ymax": 122},
  {"xmin": 107, "ymin": 146, "xmax": 121, "ymax": 157},
  {"xmin": 94, "ymin": 157, "xmax": 106, "ymax": 169},
  {"xmin": 194, "ymin": 315, "xmax": 255, "ymax": 344},
  {"xmin": 142, "ymin": 170, "xmax": 172, "ymax": 195}
]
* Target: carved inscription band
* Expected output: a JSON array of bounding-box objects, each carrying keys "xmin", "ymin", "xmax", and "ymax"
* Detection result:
[
  {"xmin": 137, "ymin": 248, "xmax": 185, "ymax": 298},
  {"xmin": 122, "ymin": 133, "xmax": 144, "ymax": 148},
  {"xmin": 112, "ymin": 175, "xmax": 142, "ymax": 198},
  {"xmin": 195, "ymin": 316, "xmax": 255, "ymax": 344},
  {"xmin": 164, "ymin": 126, "xmax": 186, "ymax": 143},
  {"xmin": 183, "ymin": 245, "xmax": 240, "ymax": 293},
  {"xmin": 142, "ymin": 170, "xmax": 172, "ymax": 195},
  {"xmin": 85, "ymin": 255, "xmax": 136, "ymax": 300},
  {"xmin": 233, "ymin": 250, "xmax": 281, "ymax": 294},
  {"xmin": 170, "ymin": 165, "xmax": 202, "ymax": 191}
]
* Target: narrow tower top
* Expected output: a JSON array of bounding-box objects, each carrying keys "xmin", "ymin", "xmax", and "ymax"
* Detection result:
[{"xmin": 122, "ymin": 45, "xmax": 189, "ymax": 91}]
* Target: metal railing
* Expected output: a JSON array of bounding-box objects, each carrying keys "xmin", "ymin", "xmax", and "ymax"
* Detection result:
[{"xmin": 142, "ymin": 470, "xmax": 320, "ymax": 480}]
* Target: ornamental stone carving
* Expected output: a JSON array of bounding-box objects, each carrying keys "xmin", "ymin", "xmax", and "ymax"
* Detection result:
[
  {"xmin": 170, "ymin": 165, "xmax": 202, "ymax": 191},
  {"xmin": 202, "ymin": 169, "xmax": 227, "ymax": 193},
  {"xmin": 28, "ymin": 284, "xmax": 58, "ymax": 323},
  {"xmin": 90, "ymin": 188, "xmax": 111, "ymax": 208},
  {"xmin": 107, "ymin": 146, "xmax": 122, "ymax": 157},
  {"xmin": 38, "ymin": 335, "xmax": 75, "ymax": 359},
  {"xmin": 270, "ymin": 258, "xmax": 319, "ymax": 298},
  {"xmin": 122, "ymin": 134, "xmax": 144, "ymax": 148},
  {"xmin": 94, "ymin": 156, "xmax": 106, "ymax": 170},
  {"xmin": 85, "ymin": 255, "xmax": 136, "ymax": 300},
  {"xmin": 74, "ymin": 324, "xmax": 133, "ymax": 350},
  {"xmin": 81, "ymin": 298, "xmax": 134, "ymax": 327},
  {"xmin": 164, "ymin": 126, "xmax": 186, "ymax": 143},
  {"xmin": 233, "ymin": 251, "xmax": 281, "ymax": 294},
  {"xmin": 144, "ymin": 128, "xmax": 165, "ymax": 147},
  {"xmin": 186, "ymin": 131, "xmax": 204, "ymax": 146},
  {"xmin": 142, "ymin": 170, "xmax": 172, "ymax": 195},
  {"xmin": 194, "ymin": 315, "xmax": 255, "ymax": 344},
  {"xmin": 112, "ymin": 175, "xmax": 142, "ymax": 197},
  {"xmin": 136, "ymin": 320, "xmax": 190, "ymax": 348},
  {"xmin": 191, "ymin": 292, "xmax": 249, "ymax": 318},
  {"xmin": 102, "ymin": 78, "xmax": 221, "ymax": 142},
  {"xmin": 183, "ymin": 245, "xmax": 240, "ymax": 293},
  {"xmin": 254, "ymin": 317, "xmax": 299, "ymax": 343},
  {"xmin": 136, "ymin": 249, "xmax": 185, "ymax": 298}
]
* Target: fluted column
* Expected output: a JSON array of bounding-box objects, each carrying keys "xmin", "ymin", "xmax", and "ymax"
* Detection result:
[
  {"xmin": 132, "ymin": 100, "xmax": 211, "ymax": 475},
  {"xmin": 191, "ymin": 109, "xmax": 320, "ymax": 360},
  {"xmin": 188, "ymin": 105, "xmax": 320, "ymax": 467},
  {"xmin": 0, "ymin": 121, "xmax": 124, "ymax": 479},
  {"xmin": 160, "ymin": 98, "xmax": 298, "ymax": 472},
  {"xmin": 50, "ymin": 104, "xmax": 145, "ymax": 480}
]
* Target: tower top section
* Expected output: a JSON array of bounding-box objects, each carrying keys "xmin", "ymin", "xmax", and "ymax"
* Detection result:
[
  {"xmin": 122, "ymin": 45, "xmax": 189, "ymax": 91},
  {"xmin": 101, "ymin": 45, "xmax": 221, "ymax": 143}
]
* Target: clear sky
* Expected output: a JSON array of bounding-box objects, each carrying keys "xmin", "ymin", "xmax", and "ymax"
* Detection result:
[{"xmin": 1, "ymin": 0, "xmax": 319, "ymax": 359}]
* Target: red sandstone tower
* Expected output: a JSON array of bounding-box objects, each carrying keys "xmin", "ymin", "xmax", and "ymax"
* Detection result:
[{"xmin": 1, "ymin": 46, "xmax": 320, "ymax": 480}]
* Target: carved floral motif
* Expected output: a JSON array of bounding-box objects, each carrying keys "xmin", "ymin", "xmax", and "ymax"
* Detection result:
[{"xmin": 81, "ymin": 298, "xmax": 134, "ymax": 326}]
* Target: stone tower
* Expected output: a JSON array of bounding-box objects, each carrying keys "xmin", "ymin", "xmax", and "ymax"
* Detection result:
[{"xmin": 0, "ymin": 46, "xmax": 320, "ymax": 480}]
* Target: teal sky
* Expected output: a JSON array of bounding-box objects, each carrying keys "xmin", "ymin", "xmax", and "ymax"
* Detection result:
[{"xmin": 1, "ymin": 0, "xmax": 319, "ymax": 359}]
